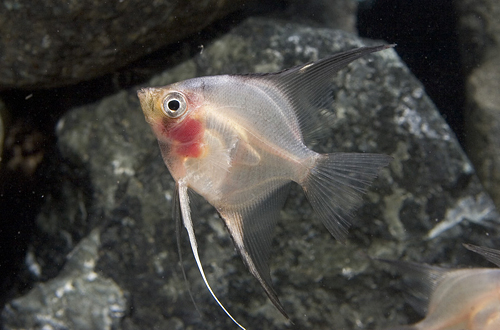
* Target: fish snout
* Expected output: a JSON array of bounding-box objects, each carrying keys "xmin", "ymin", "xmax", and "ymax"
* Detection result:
[
  {"xmin": 137, "ymin": 88, "xmax": 155, "ymax": 122},
  {"xmin": 137, "ymin": 88, "xmax": 148, "ymax": 100}
]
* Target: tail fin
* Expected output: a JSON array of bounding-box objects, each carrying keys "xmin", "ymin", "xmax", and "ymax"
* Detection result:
[{"xmin": 302, "ymin": 153, "xmax": 391, "ymax": 242}]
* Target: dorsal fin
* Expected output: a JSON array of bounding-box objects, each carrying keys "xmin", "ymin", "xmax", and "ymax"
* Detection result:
[
  {"xmin": 260, "ymin": 44, "xmax": 396, "ymax": 142},
  {"xmin": 463, "ymin": 243, "xmax": 500, "ymax": 267}
]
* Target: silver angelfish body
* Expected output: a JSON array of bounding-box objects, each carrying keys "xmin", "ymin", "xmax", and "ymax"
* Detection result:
[
  {"xmin": 138, "ymin": 44, "xmax": 395, "ymax": 329},
  {"xmin": 383, "ymin": 244, "xmax": 500, "ymax": 330}
]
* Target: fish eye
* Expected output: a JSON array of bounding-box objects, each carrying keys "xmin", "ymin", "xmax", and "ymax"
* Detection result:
[{"xmin": 162, "ymin": 92, "xmax": 187, "ymax": 118}]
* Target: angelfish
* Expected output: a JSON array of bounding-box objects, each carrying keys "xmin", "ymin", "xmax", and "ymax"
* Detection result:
[
  {"xmin": 381, "ymin": 244, "xmax": 500, "ymax": 330},
  {"xmin": 138, "ymin": 44, "xmax": 394, "ymax": 329}
]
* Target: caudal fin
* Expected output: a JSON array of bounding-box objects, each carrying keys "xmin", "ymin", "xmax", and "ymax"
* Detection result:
[{"xmin": 302, "ymin": 153, "xmax": 391, "ymax": 242}]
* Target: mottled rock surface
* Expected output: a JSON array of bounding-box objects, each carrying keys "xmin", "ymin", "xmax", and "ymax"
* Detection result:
[
  {"xmin": 0, "ymin": 0, "xmax": 250, "ymax": 89},
  {"xmin": 2, "ymin": 230, "xmax": 127, "ymax": 330},
  {"xmin": 456, "ymin": 0, "xmax": 500, "ymax": 209},
  {"xmin": 3, "ymin": 17, "xmax": 499, "ymax": 330}
]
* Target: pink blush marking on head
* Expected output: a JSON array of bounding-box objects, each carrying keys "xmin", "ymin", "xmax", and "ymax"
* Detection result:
[
  {"xmin": 167, "ymin": 117, "xmax": 203, "ymax": 143},
  {"xmin": 165, "ymin": 117, "xmax": 205, "ymax": 158}
]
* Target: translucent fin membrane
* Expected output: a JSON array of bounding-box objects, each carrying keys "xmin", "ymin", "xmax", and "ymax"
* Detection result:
[{"xmin": 176, "ymin": 182, "xmax": 246, "ymax": 330}]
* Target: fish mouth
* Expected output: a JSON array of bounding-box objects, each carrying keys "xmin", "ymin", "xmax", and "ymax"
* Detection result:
[
  {"xmin": 137, "ymin": 88, "xmax": 148, "ymax": 100},
  {"xmin": 137, "ymin": 87, "xmax": 160, "ymax": 102},
  {"xmin": 136, "ymin": 88, "xmax": 157, "ymax": 124}
]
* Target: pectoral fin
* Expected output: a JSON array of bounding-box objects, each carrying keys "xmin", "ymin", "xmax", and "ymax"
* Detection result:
[{"xmin": 230, "ymin": 139, "xmax": 261, "ymax": 166}]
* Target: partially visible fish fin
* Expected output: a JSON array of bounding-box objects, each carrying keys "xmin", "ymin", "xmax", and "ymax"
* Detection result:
[
  {"xmin": 218, "ymin": 181, "xmax": 291, "ymax": 319},
  {"xmin": 230, "ymin": 139, "xmax": 261, "ymax": 166},
  {"xmin": 262, "ymin": 44, "xmax": 395, "ymax": 142},
  {"xmin": 176, "ymin": 181, "xmax": 247, "ymax": 330},
  {"xmin": 377, "ymin": 258, "xmax": 449, "ymax": 316},
  {"xmin": 463, "ymin": 243, "xmax": 500, "ymax": 267},
  {"xmin": 174, "ymin": 184, "xmax": 202, "ymax": 318},
  {"xmin": 302, "ymin": 153, "xmax": 392, "ymax": 242}
]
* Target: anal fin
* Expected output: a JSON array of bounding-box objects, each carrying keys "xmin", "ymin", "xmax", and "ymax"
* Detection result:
[{"xmin": 218, "ymin": 180, "xmax": 291, "ymax": 318}]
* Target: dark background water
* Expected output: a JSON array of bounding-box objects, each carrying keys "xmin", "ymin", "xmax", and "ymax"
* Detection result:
[{"xmin": 358, "ymin": 0, "xmax": 465, "ymax": 145}]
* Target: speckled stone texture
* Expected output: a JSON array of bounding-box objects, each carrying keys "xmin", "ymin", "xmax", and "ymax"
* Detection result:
[
  {"xmin": 0, "ymin": 0, "xmax": 250, "ymax": 89},
  {"xmin": 3, "ymin": 17, "xmax": 499, "ymax": 330},
  {"xmin": 2, "ymin": 230, "xmax": 127, "ymax": 330}
]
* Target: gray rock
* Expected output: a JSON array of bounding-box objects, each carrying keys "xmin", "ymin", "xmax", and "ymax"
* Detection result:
[
  {"xmin": 5, "ymin": 17, "xmax": 499, "ymax": 330},
  {"xmin": 0, "ymin": 0, "xmax": 251, "ymax": 89},
  {"xmin": 2, "ymin": 230, "xmax": 127, "ymax": 330},
  {"xmin": 456, "ymin": 0, "xmax": 500, "ymax": 209}
]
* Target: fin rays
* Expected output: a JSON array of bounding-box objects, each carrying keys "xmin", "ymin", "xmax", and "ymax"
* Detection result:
[
  {"xmin": 218, "ymin": 181, "xmax": 291, "ymax": 319},
  {"xmin": 176, "ymin": 182, "xmax": 247, "ymax": 330},
  {"xmin": 174, "ymin": 186, "xmax": 202, "ymax": 318},
  {"xmin": 464, "ymin": 243, "xmax": 500, "ymax": 267},
  {"xmin": 163, "ymin": 45, "xmax": 396, "ymax": 327},
  {"xmin": 303, "ymin": 153, "xmax": 392, "ymax": 242},
  {"xmin": 262, "ymin": 44, "xmax": 395, "ymax": 142},
  {"xmin": 377, "ymin": 259, "xmax": 449, "ymax": 316}
]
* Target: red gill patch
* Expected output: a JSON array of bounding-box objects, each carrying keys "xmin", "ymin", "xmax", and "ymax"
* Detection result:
[{"xmin": 165, "ymin": 117, "xmax": 204, "ymax": 158}]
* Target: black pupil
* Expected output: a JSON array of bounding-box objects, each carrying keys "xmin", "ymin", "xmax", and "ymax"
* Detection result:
[{"xmin": 168, "ymin": 99, "xmax": 180, "ymax": 111}]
